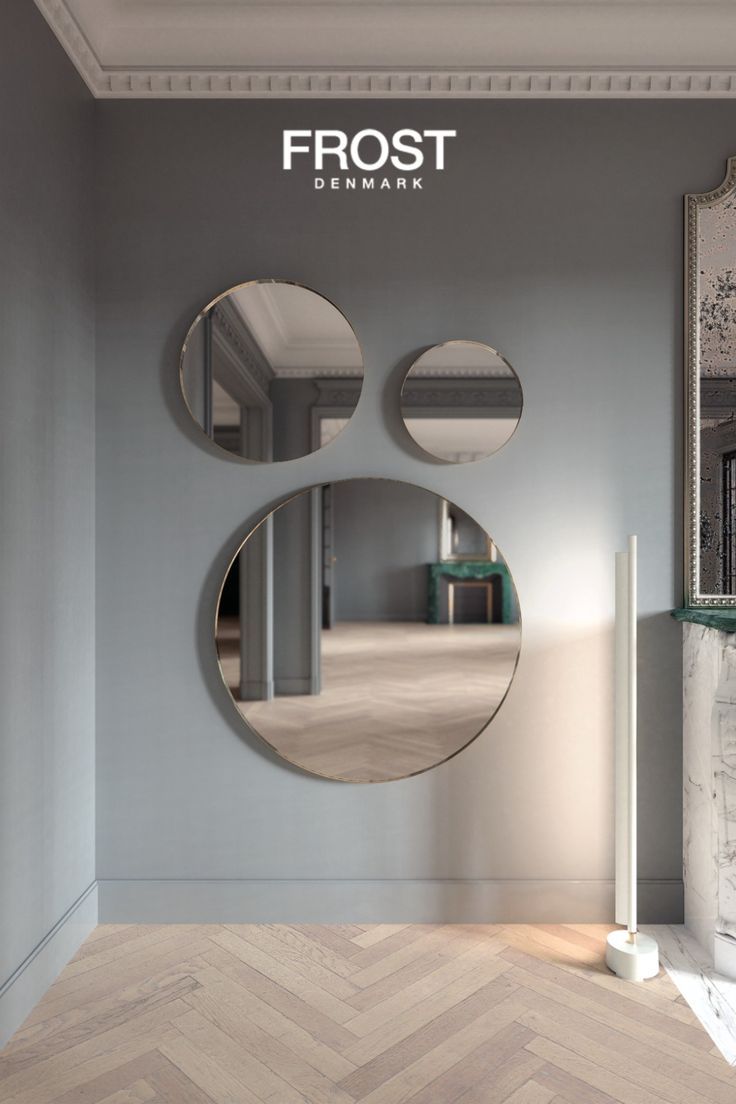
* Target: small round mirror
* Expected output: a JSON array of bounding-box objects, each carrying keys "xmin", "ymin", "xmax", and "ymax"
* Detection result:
[
  {"xmin": 216, "ymin": 478, "xmax": 521, "ymax": 782},
  {"xmin": 180, "ymin": 281, "xmax": 363, "ymax": 462},
  {"xmin": 400, "ymin": 341, "xmax": 522, "ymax": 463}
]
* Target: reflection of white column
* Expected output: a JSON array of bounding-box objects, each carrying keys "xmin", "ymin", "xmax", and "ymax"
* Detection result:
[{"xmin": 239, "ymin": 516, "xmax": 273, "ymax": 701}]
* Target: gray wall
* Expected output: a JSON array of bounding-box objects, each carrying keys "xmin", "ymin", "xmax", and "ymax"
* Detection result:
[
  {"xmin": 332, "ymin": 479, "xmax": 439, "ymax": 621},
  {"xmin": 0, "ymin": 0, "xmax": 95, "ymax": 1042},
  {"xmin": 94, "ymin": 97, "xmax": 714, "ymax": 922}
]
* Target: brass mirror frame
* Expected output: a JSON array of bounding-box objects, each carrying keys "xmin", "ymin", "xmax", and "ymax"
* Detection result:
[
  {"xmin": 214, "ymin": 479, "xmax": 522, "ymax": 783},
  {"xmin": 399, "ymin": 339, "xmax": 523, "ymax": 465},
  {"xmin": 685, "ymin": 157, "xmax": 736, "ymax": 607},
  {"xmin": 179, "ymin": 278, "xmax": 365, "ymax": 464}
]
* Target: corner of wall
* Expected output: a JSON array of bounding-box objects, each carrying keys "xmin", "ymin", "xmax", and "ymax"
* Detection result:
[{"xmin": 0, "ymin": 883, "xmax": 98, "ymax": 1049}]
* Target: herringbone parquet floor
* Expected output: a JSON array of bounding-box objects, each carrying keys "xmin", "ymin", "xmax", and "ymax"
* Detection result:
[
  {"xmin": 1, "ymin": 923, "xmax": 733, "ymax": 1104},
  {"xmin": 219, "ymin": 620, "xmax": 521, "ymax": 781}
]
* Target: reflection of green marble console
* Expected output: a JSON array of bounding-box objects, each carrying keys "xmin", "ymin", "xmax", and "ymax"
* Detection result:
[{"xmin": 427, "ymin": 561, "xmax": 514, "ymax": 624}]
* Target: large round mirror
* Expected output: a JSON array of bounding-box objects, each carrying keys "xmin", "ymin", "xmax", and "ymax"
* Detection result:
[
  {"xmin": 400, "ymin": 341, "xmax": 522, "ymax": 463},
  {"xmin": 180, "ymin": 281, "xmax": 363, "ymax": 461},
  {"xmin": 216, "ymin": 479, "xmax": 521, "ymax": 782}
]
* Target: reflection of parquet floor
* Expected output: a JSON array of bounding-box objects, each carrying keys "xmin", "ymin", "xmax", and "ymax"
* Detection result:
[
  {"xmin": 218, "ymin": 621, "xmax": 521, "ymax": 781},
  {"xmin": 2, "ymin": 924, "xmax": 732, "ymax": 1103}
]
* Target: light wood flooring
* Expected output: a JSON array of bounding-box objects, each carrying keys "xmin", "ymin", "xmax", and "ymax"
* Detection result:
[
  {"xmin": 219, "ymin": 621, "xmax": 521, "ymax": 781},
  {"xmin": 2, "ymin": 923, "xmax": 734, "ymax": 1103}
]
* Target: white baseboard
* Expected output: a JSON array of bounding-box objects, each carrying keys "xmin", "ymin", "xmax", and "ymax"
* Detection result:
[
  {"xmin": 0, "ymin": 881, "xmax": 98, "ymax": 1049},
  {"xmin": 98, "ymin": 878, "xmax": 682, "ymax": 924}
]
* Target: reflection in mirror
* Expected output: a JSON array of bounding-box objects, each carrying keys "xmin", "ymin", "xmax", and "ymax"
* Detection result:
[
  {"xmin": 216, "ymin": 479, "xmax": 521, "ymax": 783},
  {"xmin": 400, "ymin": 341, "xmax": 522, "ymax": 463},
  {"xmin": 694, "ymin": 175, "xmax": 736, "ymax": 598},
  {"xmin": 180, "ymin": 281, "xmax": 363, "ymax": 462},
  {"xmin": 440, "ymin": 499, "xmax": 495, "ymax": 561}
]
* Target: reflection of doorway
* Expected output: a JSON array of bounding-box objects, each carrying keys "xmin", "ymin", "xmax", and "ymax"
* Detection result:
[
  {"xmin": 322, "ymin": 484, "xmax": 334, "ymax": 630},
  {"xmin": 219, "ymin": 556, "xmax": 239, "ymax": 617}
]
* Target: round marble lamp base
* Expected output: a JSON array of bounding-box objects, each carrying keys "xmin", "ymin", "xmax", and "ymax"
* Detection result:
[{"xmin": 605, "ymin": 930, "xmax": 659, "ymax": 981}]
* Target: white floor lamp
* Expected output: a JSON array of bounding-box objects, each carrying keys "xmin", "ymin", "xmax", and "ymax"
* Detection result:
[{"xmin": 605, "ymin": 535, "xmax": 660, "ymax": 981}]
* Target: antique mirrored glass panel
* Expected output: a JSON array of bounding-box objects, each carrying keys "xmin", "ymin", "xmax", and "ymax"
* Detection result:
[
  {"xmin": 687, "ymin": 159, "xmax": 736, "ymax": 604},
  {"xmin": 180, "ymin": 281, "xmax": 363, "ymax": 462},
  {"xmin": 216, "ymin": 479, "xmax": 521, "ymax": 782},
  {"xmin": 400, "ymin": 341, "xmax": 522, "ymax": 463}
]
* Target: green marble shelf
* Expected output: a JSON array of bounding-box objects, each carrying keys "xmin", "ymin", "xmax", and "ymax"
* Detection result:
[
  {"xmin": 672, "ymin": 608, "xmax": 736, "ymax": 632},
  {"xmin": 428, "ymin": 561, "xmax": 515, "ymax": 624}
]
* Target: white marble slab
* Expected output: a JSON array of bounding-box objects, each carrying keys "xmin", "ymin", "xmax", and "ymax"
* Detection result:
[
  {"xmin": 646, "ymin": 924, "xmax": 736, "ymax": 1065},
  {"xmin": 715, "ymin": 645, "xmax": 736, "ymax": 938},
  {"xmin": 682, "ymin": 623, "xmax": 719, "ymax": 956}
]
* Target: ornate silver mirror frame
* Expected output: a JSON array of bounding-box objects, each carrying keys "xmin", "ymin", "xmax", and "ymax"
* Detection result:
[{"xmin": 686, "ymin": 156, "xmax": 736, "ymax": 606}]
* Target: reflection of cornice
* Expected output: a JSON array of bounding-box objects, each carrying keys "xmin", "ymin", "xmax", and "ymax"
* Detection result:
[
  {"xmin": 276, "ymin": 366, "xmax": 364, "ymax": 379},
  {"xmin": 212, "ymin": 299, "xmax": 362, "ymax": 383},
  {"xmin": 313, "ymin": 379, "xmax": 363, "ymax": 407},
  {"xmin": 212, "ymin": 300, "xmax": 274, "ymax": 397},
  {"xmin": 410, "ymin": 366, "xmax": 515, "ymax": 379},
  {"xmin": 228, "ymin": 285, "xmax": 361, "ymax": 375},
  {"xmin": 402, "ymin": 380, "xmax": 521, "ymax": 408}
]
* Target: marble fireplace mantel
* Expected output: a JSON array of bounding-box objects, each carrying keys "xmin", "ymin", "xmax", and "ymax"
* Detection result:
[
  {"xmin": 680, "ymin": 614, "xmax": 736, "ymax": 978},
  {"xmin": 673, "ymin": 607, "xmax": 736, "ymax": 633}
]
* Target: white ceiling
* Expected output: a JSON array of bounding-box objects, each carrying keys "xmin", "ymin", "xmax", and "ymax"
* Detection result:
[
  {"xmin": 35, "ymin": 0, "xmax": 736, "ymax": 98},
  {"xmin": 231, "ymin": 283, "xmax": 362, "ymax": 376},
  {"xmin": 228, "ymin": 285, "xmax": 517, "ymax": 378}
]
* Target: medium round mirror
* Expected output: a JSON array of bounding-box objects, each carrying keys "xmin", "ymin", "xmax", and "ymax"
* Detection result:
[
  {"xmin": 180, "ymin": 281, "xmax": 363, "ymax": 461},
  {"xmin": 216, "ymin": 479, "xmax": 521, "ymax": 782},
  {"xmin": 400, "ymin": 341, "xmax": 522, "ymax": 463}
]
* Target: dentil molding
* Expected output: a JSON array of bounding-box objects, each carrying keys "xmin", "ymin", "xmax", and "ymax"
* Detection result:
[{"xmin": 34, "ymin": 0, "xmax": 736, "ymax": 99}]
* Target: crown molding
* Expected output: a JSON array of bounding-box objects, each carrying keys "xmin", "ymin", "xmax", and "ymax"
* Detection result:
[
  {"xmin": 35, "ymin": 0, "xmax": 105, "ymax": 94},
  {"xmin": 85, "ymin": 71, "xmax": 736, "ymax": 101},
  {"xmin": 35, "ymin": 0, "xmax": 736, "ymax": 99}
]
